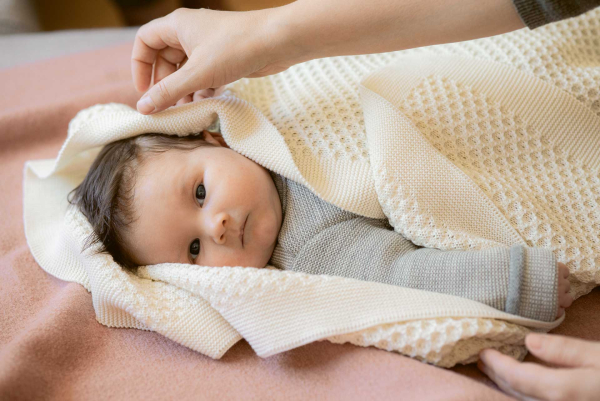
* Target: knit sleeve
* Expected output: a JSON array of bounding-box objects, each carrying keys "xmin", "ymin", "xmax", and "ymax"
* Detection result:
[
  {"xmin": 287, "ymin": 217, "xmax": 559, "ymax": 322},
  {"xmin": 505, "ymin": 245, "xmax": 559, "ymax": 321},
  {"xmin": 512, "ymin": 0, "xmax": 600, "ymax": 29}
]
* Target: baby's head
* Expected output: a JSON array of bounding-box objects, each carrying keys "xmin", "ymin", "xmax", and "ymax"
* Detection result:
[{"xmin": 70, "ymin": 131, "xmax": 282, "ymax": 271}]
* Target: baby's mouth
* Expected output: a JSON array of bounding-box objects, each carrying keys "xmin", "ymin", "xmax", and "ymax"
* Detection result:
[{"xmin": 240, "ymin": 214, "xmax": 248, "ymax": 248}]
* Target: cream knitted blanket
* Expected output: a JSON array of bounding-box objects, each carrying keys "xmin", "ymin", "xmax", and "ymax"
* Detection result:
[{"xmin": 24, "ymin": 9, "xmax": 599, "ymax": 367}]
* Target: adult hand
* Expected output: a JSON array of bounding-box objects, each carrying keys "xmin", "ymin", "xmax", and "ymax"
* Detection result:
[
  {"xmin": 478, "ymin": 333, "xmax": 600, "ymax": 401},
  {"xmin": 131, "ymin": 7, "xmax": 306, "ymax": 114},
  {"xmin": 132, "ymin": 0, "xmax": 527, "ymax": 115}
]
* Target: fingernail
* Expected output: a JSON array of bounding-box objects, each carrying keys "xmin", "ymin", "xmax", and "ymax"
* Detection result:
[
  {"xmin": 526, "ymin": 333, "xmax": 542, "ymax": 350},
  {"xmin": 137, "ymin": 94, "xmax": 156, "ymax": 114},
  {"xmin": 479, "ymin": 349, "xmax": 490, "ymax": 364},
  {"xmin": 477, "ymin": 358, "xmax": 494, "ymax": 378}
]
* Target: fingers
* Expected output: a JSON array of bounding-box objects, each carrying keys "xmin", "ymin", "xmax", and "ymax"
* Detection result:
[
  {"xmin": 173, "ymin": 86, "xmax": 226, "ymax": 108},
  {"xmin": 176, "ymin": 94, "xmax": 193, "ymax": 106},
  {"xmin": 194, "ymin": 88, "xmax": 215, "ymax": 102},
  {"xmin": 193, "ymin": 88, "xmax": 216, "ymax": 101},
  {"xmin": 154, "ymin": 47, "xmax": 187, "ymax": 85},
  {"xmin": 478, "ymin": 348, "xmax": 577, "ymax": 401},
  {"xmin": 560, "ymin": 293, "xmax": 573, "ymax": 310},
  {"xmin": 525, "ymin": 333, "xmax": 600, "ymax": 368},
  {"xmin": 558, "ymin": 262, "xmax": 569, "ymax": 279},
  {"xmin": 137, "ymin": 61, "xmax": 201, "ymax": 114},
  {"xmin": 556, "ymin": 262, "xmax": 572, "ymax": 316},
  {"xmin": 213, "ymin": 86, "xmax": 226, "ymax": 97},
  {"xmin": 192, "ymin": 86, "xmax": 226, "ymax": 101},
  {"xmin": 131, "ymin": 17, "xmax": 182, "ymax": 93},
  {"xmin": 558, "ymin": 275, "xmax": 570, "ymax": 295}
]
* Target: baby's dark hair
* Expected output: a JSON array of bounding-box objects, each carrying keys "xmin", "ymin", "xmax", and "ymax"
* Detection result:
[{"xmin": 69, "ymin": 133, "xmax": 216, "ymax": 271}]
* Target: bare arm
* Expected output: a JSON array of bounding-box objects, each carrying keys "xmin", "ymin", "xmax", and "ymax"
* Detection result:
[
  {"xmin": 268, "ymin": 0, "xmax": 525, "ymax": 63},
  {"xmin": 133, "ymin": 0, "xmax": 526, "ymax": 114}
]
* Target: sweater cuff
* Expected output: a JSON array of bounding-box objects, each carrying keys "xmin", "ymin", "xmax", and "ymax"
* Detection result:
[
  {"xmin": 512, "ymin": 0, "xmax": 554, "ymax": 29},
  {"xmin": 512, "ymin": 0, "xmax": 600, "ymax": 30},
  {"xmin": 506, "ymin": 245, "xmax": 558, "ymax": 321}
]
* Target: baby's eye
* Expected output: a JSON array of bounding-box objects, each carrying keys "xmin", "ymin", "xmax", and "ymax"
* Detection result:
[
  {"xmin": 196, "ymin": 183, "xmax": 206, "ymax": 206},
  {"xmin": 189, "ymin": 238, "xmax": 200, "ymax": 260}
]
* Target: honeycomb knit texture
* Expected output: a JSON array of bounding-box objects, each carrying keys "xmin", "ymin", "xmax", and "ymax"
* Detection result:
[{"xmin": 23, "ymin": 9, "xmax": 598, "ymax": 367}]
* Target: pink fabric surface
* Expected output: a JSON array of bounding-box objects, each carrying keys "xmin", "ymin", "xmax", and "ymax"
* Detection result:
[{"xmin": 0, "ymin": 41, "xmax": 597, "ymax": 401}]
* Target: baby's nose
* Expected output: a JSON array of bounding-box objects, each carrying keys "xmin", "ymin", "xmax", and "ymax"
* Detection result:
[{"xmin": 208, "ymin": 212, "xmax": 229, "ymax": 245}]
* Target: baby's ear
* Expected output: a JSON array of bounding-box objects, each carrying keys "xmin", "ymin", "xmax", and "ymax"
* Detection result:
[{"xmin": 202, "ymin": 130, "xmax": 229, "ymax": 148}]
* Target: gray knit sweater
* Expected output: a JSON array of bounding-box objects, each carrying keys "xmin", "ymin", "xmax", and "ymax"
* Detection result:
[
  {"xmin": 512, "ymin": 0, "xmax": 599, "ymax": 28},
  {"xmin": 268, "ymin": 173, "xmax": 559, "ymax": 322}
]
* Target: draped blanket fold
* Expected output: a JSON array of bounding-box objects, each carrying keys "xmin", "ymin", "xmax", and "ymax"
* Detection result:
[{"xmin": 24, "ymin": 9, "xmax": 599, "ymax": 367}]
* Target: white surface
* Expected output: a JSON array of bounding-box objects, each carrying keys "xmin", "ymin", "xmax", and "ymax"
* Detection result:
[{"xmin": 0, "ymin": 27, "xmax": 138, "ymax": 70}]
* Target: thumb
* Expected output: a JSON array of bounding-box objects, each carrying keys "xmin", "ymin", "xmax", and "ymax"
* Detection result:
[
  {"xmin": 137, "ymin": 64, "xmax": 200, "ymax": 114},
  {"xmin": 525, "ymin": 333, "xmax": 600, "ymax": 368}
]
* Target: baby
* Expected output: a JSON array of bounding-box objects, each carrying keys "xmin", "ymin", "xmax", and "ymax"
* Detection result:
[{"xmin": 71, "ymin": 130, "xmax": 573, "ymax": 322}]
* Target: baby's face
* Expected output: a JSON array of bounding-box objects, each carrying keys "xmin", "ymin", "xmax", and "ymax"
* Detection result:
[{"xmin": 126, "ymin": 132, "xmax": 283, "ymax": 268}]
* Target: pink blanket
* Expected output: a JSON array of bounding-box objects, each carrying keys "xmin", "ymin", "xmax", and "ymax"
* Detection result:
[{"xmin": 1, "ymin": 42, "xmax": 598, "ymax": 401}]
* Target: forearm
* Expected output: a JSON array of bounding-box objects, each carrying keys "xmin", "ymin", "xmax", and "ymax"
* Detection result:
[{"xmin": 266, "ymin": 0, "xmax": 525, "ymax": 63}]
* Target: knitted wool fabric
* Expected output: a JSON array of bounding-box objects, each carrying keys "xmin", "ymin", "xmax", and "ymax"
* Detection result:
[{"xmin": 24, "ymin": 9, "xmax": 598, "ymax": 367}]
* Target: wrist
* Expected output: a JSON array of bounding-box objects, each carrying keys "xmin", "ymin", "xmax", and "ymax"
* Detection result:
[{"xmin": 260, "ymin": 2, "xmax": 323, "ymax": 66}]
